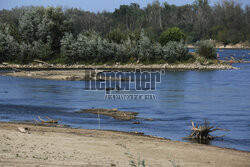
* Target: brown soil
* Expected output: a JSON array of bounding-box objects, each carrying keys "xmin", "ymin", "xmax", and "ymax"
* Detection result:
[{"xmin": 0, "ymin": 122, "xmax": 249, "ymax": 167}]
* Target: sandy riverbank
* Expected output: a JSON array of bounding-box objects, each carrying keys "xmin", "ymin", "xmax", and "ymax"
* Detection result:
[
  {"xmin": 0, "ymin": 63, "xmax": 238, "ymax": 81},
  {"xmin": 0, "ymin": 122, "xmax": 249, "ymax": 167},
  {"xmin": 0, "ymin": 62, "xmax": 237, "ymax": 71},
  {"xmin": 0, "ymin": 70, "xmax": 94, "ymax": 81}
]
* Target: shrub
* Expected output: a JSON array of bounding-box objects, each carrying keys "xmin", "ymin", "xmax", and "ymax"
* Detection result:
[
  {"xmin": 0, "ymin": 30, "xmax": 20, "ymax": 63},
  {"xmin": 61, "ymin": 32, "xmax": 122, "ymax": 64},
  {"xmin": 162, "ymin": 41, "xmax": 189, "ymax": 63},
  {"xmin": 60, "ymin": 30, "xmax": 191, "ymax": 64},
  {"xmin": 195, "ymin": 40, "xmax": 217, "ymax": 59},
  {"xmin": 138, "ymin": 30, "xmax": 152, "ymax": 62},
  {"xmin": 122, "ymin": 37, "xmax": 138, "ymax": 63},
  {"xmin": 61, "ymin": 33, "xmax": 76, "ymax": 63},
  {"xmin": 106, "ymin": 29, "xmax": 127, "ymax": 44},
  {"xmin": 33, "ymin": 38, "xmax": 53, "ymax": 61},
  {"xmin": 19, "ymin": 42, "xmax": 35, "ymax": 63},
  {"xmin": 159, "ymin": 27, "xmax": 186, "ymax": 45}
]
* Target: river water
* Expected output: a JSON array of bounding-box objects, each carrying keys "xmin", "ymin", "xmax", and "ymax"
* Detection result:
[{"xmin": 0, "ymin": 49, "xmax": 250, "ymax": 151}]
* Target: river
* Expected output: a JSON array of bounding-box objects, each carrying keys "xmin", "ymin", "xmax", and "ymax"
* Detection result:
[{"xmin": 0, "ymin": 49, "xmax": 250, "ymax": 151}]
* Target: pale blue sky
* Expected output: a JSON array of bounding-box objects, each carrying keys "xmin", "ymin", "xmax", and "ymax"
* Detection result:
[{"xmin": 0, "ymin": 0, "xmax": 249, "ymax": 12}]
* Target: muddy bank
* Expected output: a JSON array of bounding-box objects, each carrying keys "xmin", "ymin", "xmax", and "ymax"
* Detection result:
[
  {"xmin": 76, "ymin": 108, "xmax": 138, "ymax": 121},
  {"xmin": 0, "ymin": 122, "xmax": 250, "ymax": 167}
]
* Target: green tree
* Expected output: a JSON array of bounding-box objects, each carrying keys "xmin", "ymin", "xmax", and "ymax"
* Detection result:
[
  {"xmin": 61, "ymin": 33, "xmax": 78, "ymax": 64},
  {"xmin": 37, "ymin": 7, "xmax": 72, "ymax": 52},
  {"xmin": 192, "ymin": 0, "xmax": 212, "ymax": 39},
  {"xmin": 19, "ymin": 7, "xmax": 44, "ymax": 43},
  {"xmin": 0, "ymin": 30, "xmax": 20, "ymax": 63},
  {"xmin": 213, "ymin": 0, "xmax": 247, "ymax": 44},
  {"xmin": 106, "ymin": 29, "xmax": 127, "ymax": 44},
  {"xmin": 163, "ymin": 41, "xmax": 189, "ymax": 62},
  {"xmin": 195, "ymin": 40, "xmax": 217, "ymax": 59},
  {"xmin": 159, "ymin": 27, "xmax": 186, "ymax": 45}
]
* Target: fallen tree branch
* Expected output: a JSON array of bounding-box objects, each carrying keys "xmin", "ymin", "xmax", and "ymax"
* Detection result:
[
  {"xmin": 183, "ymin": 120, "xmax": 230, "ymax": 142},
  {"xmin": 33, "ymin": 59, "xmax": 54, "ymax": 67},
  {"xmin": 38, "ymin": 116, "xmax": 58, "ymax": 124}
]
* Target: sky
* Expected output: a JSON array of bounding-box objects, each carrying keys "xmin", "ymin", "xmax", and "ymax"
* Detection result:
[{"xmin": 0, "ymin": 0, "xmax": 249, "ymax": 12}]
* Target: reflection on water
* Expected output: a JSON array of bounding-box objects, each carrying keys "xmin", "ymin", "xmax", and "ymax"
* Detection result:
[{"xmin": 1, "ymin": 53, "xmax": 250, "ymax": 152}]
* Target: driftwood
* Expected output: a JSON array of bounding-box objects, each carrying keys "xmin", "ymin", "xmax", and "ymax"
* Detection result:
[
  {"xmin": 183, "ymin": 120, "xmax": 229, "ymax": 142},
  {"xmin": 76, "ymin": 108, "xmax": 138, "ymax": 121},
  {"xmin": 33, "ymin": 59, "xmax": 54, "ymax": 67},
  {"xmin": 37, "ymin": 116, "xmax": 58, "ymax": 124}
]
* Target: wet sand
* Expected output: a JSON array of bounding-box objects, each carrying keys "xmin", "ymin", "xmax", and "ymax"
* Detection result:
[{"xmin": 0, "ymin": 122, "xmax": 249, "ymax": 167}]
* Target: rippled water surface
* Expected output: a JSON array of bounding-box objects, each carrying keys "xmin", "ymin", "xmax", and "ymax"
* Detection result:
[{"xmin": 0, "ymin": 49, "xmax": 250, "ymax": 151}]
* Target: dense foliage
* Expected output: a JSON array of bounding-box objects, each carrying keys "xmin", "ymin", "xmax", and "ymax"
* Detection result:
[
  {"xmin": 0, "ymin": 28, "xmax": 20, "ymax": 63},
  {"xmin": 0, "ymin": 0, "xmax": 248, "ymax": 64},
  {"xmin": 163, "ymin": 41, "xmax": 189, "ymax": 62},
  {"xmin": 60, "ymin": 30, "xmax": 190, "ymax": 64},
  {"xmin": 159, "ymin": 27, "xmax": 186, "ymax": 45},
  {"xmin": 195, "ymin": 40, "xmax": 217, "ymax": 59}
]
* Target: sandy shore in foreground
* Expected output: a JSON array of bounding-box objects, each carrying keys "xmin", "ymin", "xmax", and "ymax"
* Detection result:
[{"xmin": 0, "ymin": 122, "xmax": 249, "ymax": 167}]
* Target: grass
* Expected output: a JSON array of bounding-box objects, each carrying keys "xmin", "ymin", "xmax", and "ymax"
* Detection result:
[
  {"xmin": 125, "ymin": 152, "xmax": 146, "ymax": 167},
  {"xmin": 118, "ymin": 143, "xmax": 146, "ymax": 167}
]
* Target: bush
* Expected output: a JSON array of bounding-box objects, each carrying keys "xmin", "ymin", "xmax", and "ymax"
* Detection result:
[
  {"xmin": 195, "ymin": 40, "xmax": 217, "ymax": 59},
  {"xmin": 121, "ymin": 37, "xmax": 138, "ymax": 63},
  {"xmin": 159, "ymin": 27, "xmax": 186, "ymax": 45},
  {"xmin": 33, "ymin": 39, "xmax": 53, "ymax": 61},
  {"xmin": 138, "ymin": 30, "xmax": 152, "ymax": 62},
  {"xmin": 60, "ymin": 30, "xmax": 191, "ymax": 64},
  {"xmin": 19, "ymin": 42, "xmax": 35, "ymax": 63},
  {"xmin": 106, "ymin": 29, "xmax": 127, "ymax": 44},
  {"xmin": 162, "ymin": 41, "xmax": 189, "ymax": 63},
  {"xmin": 61, "ymin": 33, "xmax": 76, "ymax": 63},
  {"xmin": 0, "ymin": 30, "xmax": 20, "ymax": 63},
  {"xmin": 61, "ymin": 32, "xmax": 122, "ymax": 64}
]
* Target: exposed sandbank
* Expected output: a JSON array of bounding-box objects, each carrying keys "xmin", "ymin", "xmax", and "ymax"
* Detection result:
[
  {"xmin": 0, "ymin": 63, "xmax": 238, "ymax": 81},
  {"xmin": 0, "ymin": 63, "xmax": 237, "ymax": 70},
  {"xmin": 0, "ymin": 122, "xmax": 249, "ymax": 167}
]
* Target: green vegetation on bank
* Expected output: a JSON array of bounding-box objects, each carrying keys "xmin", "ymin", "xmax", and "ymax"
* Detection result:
[
  {"xmin": 195, "ymin": 40, "xmax": 217, "ymax": 60},
  {"xmin": 0, "ymin": 0, "xmax": 248, "ymax": 64},
  {"xmin": 159, "ymin": 27, "xmax": 186, "ymax": 45}
]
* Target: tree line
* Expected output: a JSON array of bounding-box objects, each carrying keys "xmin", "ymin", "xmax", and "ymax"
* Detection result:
[{"xmin": 0, "ymin": 0, "xmax": 249, "ymax": 64}]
